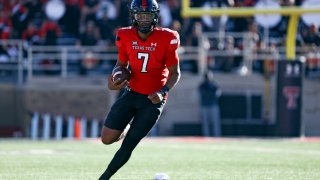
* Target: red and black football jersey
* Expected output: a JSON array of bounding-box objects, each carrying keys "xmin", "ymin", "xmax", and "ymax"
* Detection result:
[{"xmin": 115, "ymin": 27, "xmax": 180, "ymax": 95}]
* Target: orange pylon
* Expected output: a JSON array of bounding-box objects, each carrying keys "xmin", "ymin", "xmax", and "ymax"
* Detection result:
[{"xmin": 74, "ymin": 118, "xmax": 81, "ymax": 139}]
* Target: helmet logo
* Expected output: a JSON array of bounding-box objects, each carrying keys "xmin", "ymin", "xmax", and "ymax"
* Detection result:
[{"xmin": 142, "ymin": 0, "xmax": 147, "ymax": 10}]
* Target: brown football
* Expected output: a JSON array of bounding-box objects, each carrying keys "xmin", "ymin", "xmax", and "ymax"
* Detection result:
[{"xmin": 112, "ymin": 66, "xmax": 131, "ymax": 82}]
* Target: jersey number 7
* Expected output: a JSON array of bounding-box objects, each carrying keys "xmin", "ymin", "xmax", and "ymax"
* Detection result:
[{"xmin": 138, "ymin": 52, "xmax": 149, "ymax": 73}]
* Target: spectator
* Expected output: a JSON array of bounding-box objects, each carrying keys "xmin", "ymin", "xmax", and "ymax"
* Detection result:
[
  {"xmin": 96, "ymin": 0, "xmax": 117, "ymax": 21},
  {"xmin": 201, "ymin": 0, "xmax": 231, "ymax": 32},
  {"xmin": 21, "ymin": 22, "xmax": 40, "ymax": 45},
  {"xmin": 59, "ymin": 0, "xmax": 82, "ymax": 37},
  {"xmin": 301, "ymin": 24, "xmax": 320, "ymax": 47},
  {"xmin": 82, "ymin": 0, "xmax": 99, "ymax": 23},
  {"xmin": 0, "ymin": 44, "xmax": 9, "ymax": 62},
  {"xmin": 159, "ymin": 0, "xmax": 172, "ymax": 27},
  {"xmin": 186, "ymin": 21, "xmax": 202, "ymax": 46},
  {"xmin": 77, "ymin": 20, "xmax": 100, "ymax": 46},
  {"xmin": 220, "ymin": 35, "xmax": 236, "ymax": 72},
  {"xmin": 242, "ymin": 21, "xmax": 260, "ymax": 74},
  {"xmin": 170, "ymin": 20, "xmax": 185, "ymax": 45},
  {"xmin": 39, "ymin": 18, "xmax": 61, "ymax": 75},
  {"xmin": 0, "ymin": 11, "xmax": 12, "ymax": 39},
  {"xmin": 227, "ymin": 0, "xmax": 253, "ymax": 33},
  {"xmin": 96, "ymin": 4, "xmax": 117, "ymax": 46},
  {"xmin": 114, "ymin": 0, "xmax": 130, "ymax": 27},
  {"xmin": 0, "ymin": 0, "xmax": 15, "ymax": 14},
  {"xmin": 168, "ymin": 0, "xmax": 183, "ymax": 25},
  {"xmin": 198, "ymin": 71, "xmax": 222, "ymax": 137},
  {"xmin": 77, "ymin": 21, "xmax": 100, "ymax": 75},
  {"xmin": 40, "ymin": 19, "xmax": 61, "ymax": 45},
  {"xmin": 11, "ymin": 0, "xmax": 31, "ymax": 37}
]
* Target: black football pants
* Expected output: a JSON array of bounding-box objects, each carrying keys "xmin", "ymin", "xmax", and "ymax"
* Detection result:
[{"xmin": 102, "ymin": 89, "xmax": 165, "ymax": 177}]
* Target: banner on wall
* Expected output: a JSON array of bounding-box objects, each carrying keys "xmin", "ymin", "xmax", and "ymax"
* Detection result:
[{"xmin": 276, "ymin": 60, "xmax": 304, "ymax": 137}]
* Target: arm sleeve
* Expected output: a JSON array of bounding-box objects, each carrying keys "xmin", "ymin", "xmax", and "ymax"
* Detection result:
[
  {"xmin": 115, "ymin": 30, "xmax": 129, "ymax": 63},
  {"xmin": 165, "ymin": 31, "xmax": 180, "ymax": 66}
]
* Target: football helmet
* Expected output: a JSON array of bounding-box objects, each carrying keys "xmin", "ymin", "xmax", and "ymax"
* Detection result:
[{"xmin": 130, "ymin": 0, "xmax": 160, "ymax": 33}]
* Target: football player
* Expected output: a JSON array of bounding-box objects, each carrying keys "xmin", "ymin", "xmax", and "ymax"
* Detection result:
[{"xmin": 99, "ymin": 0, "xmax": 181, "ymax": 179}]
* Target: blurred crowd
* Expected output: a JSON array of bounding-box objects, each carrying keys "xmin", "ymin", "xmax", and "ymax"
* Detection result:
[
  {"xmin": 0, "ymin": 0, "xmax": 319, "ymax": 46},
  {"xmin": 0, "ymin": 0, "xmax": 319, "ymax": 75}
]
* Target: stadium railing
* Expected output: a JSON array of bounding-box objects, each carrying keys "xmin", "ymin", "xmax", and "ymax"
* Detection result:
[
  {"xmin": 199, "ymin": 32, "xmax": 320, "ymax": 77},
  {"xmin": 25, "ymin": 45, "xmax": 201, "ymax": 79},
  {"xmin": 0, "ymin": 40, "xmax": 24, "ymax": 84},
  {"xmin": 1, "ymin": 35, "xmax": 320, "ymax": 84}
]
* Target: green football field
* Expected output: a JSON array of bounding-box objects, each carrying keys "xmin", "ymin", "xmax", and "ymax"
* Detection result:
[{"xmin": 1, "ymin": 137, "xmax": 320, "ymax": 180}]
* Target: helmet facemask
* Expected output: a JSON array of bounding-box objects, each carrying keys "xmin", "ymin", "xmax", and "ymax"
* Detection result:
[{"xmin": 132, "ymin": 12, "xmax": 157, "ymax": 33}]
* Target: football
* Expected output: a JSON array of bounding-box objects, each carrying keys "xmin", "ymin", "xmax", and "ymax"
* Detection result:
[{"xmin": 112, "ymin": 66, "xmax": 131, "ymax": 82}]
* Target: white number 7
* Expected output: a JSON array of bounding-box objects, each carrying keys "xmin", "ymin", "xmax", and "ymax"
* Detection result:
[{"xmin": 138, "ymin": 52, "xmax": 149, "ymax": 73}]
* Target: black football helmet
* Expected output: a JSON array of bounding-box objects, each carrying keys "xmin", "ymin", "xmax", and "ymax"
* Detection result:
[{"xmin": 130, "ymin": 0, "xmax": 160, "ymax": 33}]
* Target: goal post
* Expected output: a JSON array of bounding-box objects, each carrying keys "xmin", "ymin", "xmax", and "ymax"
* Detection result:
[{"xmin": 181, "ymin": 0, "xmax": 320, "ymax": 60}]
